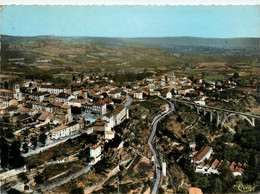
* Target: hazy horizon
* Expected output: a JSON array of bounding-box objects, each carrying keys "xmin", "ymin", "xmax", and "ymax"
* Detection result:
[{"xmin": 2, "ymin": 34, "xmax": 260, "ymax": 39}]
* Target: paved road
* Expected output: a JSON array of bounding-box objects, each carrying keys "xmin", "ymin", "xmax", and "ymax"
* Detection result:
[
  {"xmin": 173, "ymin": 99, "xmax": 260, "ymax": 118},
  {"xmin": 148, "ymin": 99, "xmax": 175, "ymax": 194}
]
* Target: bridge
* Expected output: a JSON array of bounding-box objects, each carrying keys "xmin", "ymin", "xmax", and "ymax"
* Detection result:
[{"xmin": 172, "ymin": 99, "xmax": 260, "ymax": 127}]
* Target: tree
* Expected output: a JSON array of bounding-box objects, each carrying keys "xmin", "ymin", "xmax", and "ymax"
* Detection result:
[
  {"xmin": 38, "ymin": 133, "xmax": 47, "ymax": 146},
  {"xmin": 233, "ymin": 72, "xmax": 239, "ymax": 79},
  {"xmin": 40, "ymin": 126, "xmax": 45, "ymax": 132},
  {"xmin": 78, "ymin": 147, "xmax": 91, "ymax": 162},
  {"xmin": 222, "ymin": 133, "xmax": 234, "ymax": 143},
  {"xmin": 0, "ymin": 137, "xmax": 9, "ymax": 168},
  {"xmin": 9, "ymin": 140, "xmax": 25, "ymax": 168},
  {"xmin": 4, "ymin": 81, "xmax": 8, "ymax": 89},
  {"xmin": 34, "ymin": 174, "xmax": 44, "ymax": 184},
  {"xmin": 31, "ymin": 136, "xmax": 38, "ymax": 149},
  {"xmin": 188, "ymin": 75, "xmax": 195, "ymax": 82},
  {"xmin": 219, "ymin": 166, "xmax": 233, "ymax": 182},
  {"xmin": 213, "ymin": 178, "xmax": 223, "ymax": 193},
  {"xmin": 95, "ymin": 160, "xmax": 106, "ymax": 174},
  {"xmin": 18, "ymin": 172, "xmax": 29, "ymax": 183},
  {"xmin": 70, "ymin": 187, "xmax": 84, "ymax": 194},
  {"xmin": 22, "ymin": 142, "xmax": 29, "ymax": 153},
  {"xmin": 195, "ymin": 133, "xmax": 209, "ymax": 151},
  {"xmin": 7, "ymin": 189, "xmax": 21, "ymax": 194}
]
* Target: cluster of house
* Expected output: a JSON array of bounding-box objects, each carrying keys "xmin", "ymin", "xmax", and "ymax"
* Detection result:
[
  {"xmin": 1, "ymin": 70, "xmax": 239, "ymax": 116},
  {"xmin": 0, "ymin": 71, "xmax": 242, "ymax": 168},
  {"xmin": 191, "ymin": 145, "xmax": 248, "ymax": 176},
  {"xmin": 0, "ymin": 78, "xmax": 133, "ymax": 143},
  {"xmin": 1, "ymin": 70, "xmax": 241, "ymax": 142}
]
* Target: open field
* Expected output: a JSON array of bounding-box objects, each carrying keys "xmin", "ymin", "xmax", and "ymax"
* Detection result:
[{"xmin": 204, "ymin": 74, "xmax": 226, "ymax": 81}]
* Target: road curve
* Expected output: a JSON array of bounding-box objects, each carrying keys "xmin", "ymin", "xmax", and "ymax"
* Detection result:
[{"xmin": 148, "ymin": 100, "xmax": 175, "ymax": 194}]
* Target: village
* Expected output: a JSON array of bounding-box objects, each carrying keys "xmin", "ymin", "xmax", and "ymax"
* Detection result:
[{"xmin": 0, "ymin": 63, "xmax": 259, "ymax": 194}]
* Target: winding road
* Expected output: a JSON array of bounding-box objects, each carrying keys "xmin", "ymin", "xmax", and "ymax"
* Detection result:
[{"xmin": 148, "ymin": 99, "xmax": 175, "ymax": 194}]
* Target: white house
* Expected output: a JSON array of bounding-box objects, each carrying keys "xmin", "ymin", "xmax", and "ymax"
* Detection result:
[
  {"xmin": 113, "ymin": 104, "xmax": 129, "ymax": 126},
  {"xmin": 56, "ymin": 92, "xmax": 71, "ymax": 104},
  {"xmin": 84, "ymin": 100, "xmax": 107, "ymax": 115},
  {"xmin": 102, "ymin": 104, "xmax": 129, "ymax": 131},
  {"xmin": 178, "ymin": 87, "xmax": 194, "ymax": 95},
  {"xmin": 68, "ymin": 99, "xmax": 82, "ymax": 107},
  {"xmin": 49, "ymin": 120, "xmax": 83, "ymax": 139},
  {"xmin": 31, "ymin": 101, "xmax": 45, "ymax": 112},
  {"xmin": 195, "ymin": 164, "xmax": 219, "ymax": 175},
  {"xmin": 160, "ymin": 88, "xmax": 172, "ymax": 99},
  {"xmin": 93, "ymin": 100, "xmax": 107, "ymax": 115},
  {"xmin": 194, "ymin": 100, "xmax": 206, "ymax": 106},
  {"xmin": 39, "ymin": 85, "xmax": 71, "ymax": 95},
  {"xmin": 30, "ymin": 92, "xmax": 48, "ymax": 102},
  {"xmin": 105, "ymin": 131, "xmax": 115, "ymax": 140},
  {"xmin": 89, "ymin": 144, "xmax": 102, "ymax": 164},
  {"xmin": 133, "ymin": 91, "xmax": 143, "ymax": 100},
  {"xmin": 85, "ymin": 126, "xmax": 94, "ymax": 134},
  {"xmin": 102, "ymin": 114, "xmax": 116, "ymax": 130},
  {"xmin": 108, "ymin": 89, "xmax": 121, "ymax": 99}
]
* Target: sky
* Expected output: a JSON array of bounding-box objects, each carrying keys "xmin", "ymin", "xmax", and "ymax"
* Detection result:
[{"xmin": 1, "ymin": 6, "xmax": 260, "ymax": 38}]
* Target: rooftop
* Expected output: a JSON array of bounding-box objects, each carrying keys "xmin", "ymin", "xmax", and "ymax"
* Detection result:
[
  {"xmin": 40, "ymin": 85, "xmax": 71, "ymax": 89},
  {"xmin": 194, "ymin": 146, "xmax": 212, "ymax": 162}
]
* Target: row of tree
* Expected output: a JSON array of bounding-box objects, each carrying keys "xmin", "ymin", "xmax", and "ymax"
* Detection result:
[{"xmin": 0, "ymin": 138, "xmax": 25, "ymax": 168}]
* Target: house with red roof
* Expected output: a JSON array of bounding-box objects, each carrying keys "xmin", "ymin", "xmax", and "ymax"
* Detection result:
[
  {"xmin": 108, "ymin": 89, "xmax": 121, "ymax": 99},
  {"xmin": 189, "ymin": 187, "xmax": 203, "ymax": 194},
  {"xmin": 56, "ymin": 92, "xmax": 71, "ymax": 103},
  {"xmin": 194, "ymin": 146, "xmax": 213, "ymax": 164}
]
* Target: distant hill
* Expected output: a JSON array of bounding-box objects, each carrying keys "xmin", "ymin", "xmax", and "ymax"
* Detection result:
[
  {"xmin": 123, "ymin": 37, "xmax": 259, "ymax": 48},
  {"xmin": 1, "ymin": 35, "xmax": 259, "ymax": 56}
]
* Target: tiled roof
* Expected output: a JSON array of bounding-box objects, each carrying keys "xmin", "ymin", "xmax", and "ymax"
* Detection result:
[
  {"xmin": 112, "ymin": 104, "xmax": 125, "ymax": 116},
  {"xmin": 17, "ymin": 113, "xmax": 30, "ymax": 121},
  {"xmin": 189, "ymin": 187, "xmax": 203, "ymax": 194},
  {"xmin": 230, "ymin": 161, "xmax": 237, "ymax": 170},
  {"xmin": 94, "ymin": 100, "xmax": 106, "ymax": 106},
  {"xmin": 52, "ymin": 125, "xmax": 67, "ymax": 132},
  {"xmin": 160, "ymin": 88, "xmax": 170, "ymax": 95},
  {"xmin": 66, "ymin": 121, "xmax": 79, "ymax": 127},
  {"xmin": 57, "ymin": 92, "xmax": 70, "ymax": 98},
  {"xmin": 106, "ymin": 131, "xmax": 115, "ymax": 135},
  {"xmin": 0, "ymin": 89, "xmax": 14, "ymax": 93},
  {"xmin": 194, "ymin": 146, "xmax": 212, "ymax": 162},
  {"xmin": 211, "ymin": 159, "xmax": 220, "ymax": 169},
  {"xmin": 31, "ymin": 101, "xmax": 44, "ymax": 105},
  {"xmin": 38, "ymin": 111, "xmax": 51, "ymax": 121},
  {"xmin": 92, "ymin": 144, "xmax": 101, "ymax": 150},
  {"xmin": 109, "ymin": 89, "xmax": 121, "ymax": 94},
  {"xmin": 51, "ymin": 102, "xmax": 63, "ymax": 107},
  {"xmin": 104, "ymin": 97, "xmax": 113, "ymax": 103},
  {"xmin": 93, "ymin": 119, "xmax": 108, "ymax": 126},
  {"xmin": 5, "ymin": 105, "xmax": 18, "ymax": 111},
  {"xmin": 40, "ymin": 85, "xmax": 71, "ymax": 89}
]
